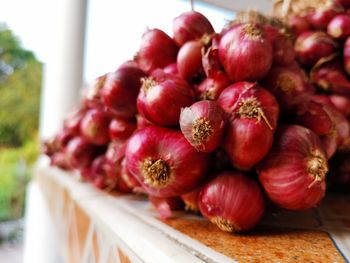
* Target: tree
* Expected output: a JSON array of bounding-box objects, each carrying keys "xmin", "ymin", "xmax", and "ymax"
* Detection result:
[{"xmin": 0, "ymin": 24, "xmax": 42, "ymax": 147}]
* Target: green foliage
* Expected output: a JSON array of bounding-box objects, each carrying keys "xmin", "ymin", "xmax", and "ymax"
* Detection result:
[
  {"xmin": 0, "ymin": 24, "xmax": 42, "ymax": 147},
  {"xmin": 0, "ymin": 139, "xmax": 39, "ymax": 220}
]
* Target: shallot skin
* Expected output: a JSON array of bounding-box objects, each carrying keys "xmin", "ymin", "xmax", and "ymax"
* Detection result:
[
  {"xmin": 198, "ymin": 172, "xmax": 265, "ymax": 232},
  {"xmin": 125, "ymin": 126, "xmax": 209, "ymax": 197},
  {"xmin": 219, "ymin": 23, "xmax": 273, "ymax": 82},
  {"xmin": 257, "ymin": 125, "xmax": 328, "ymax": 211}
]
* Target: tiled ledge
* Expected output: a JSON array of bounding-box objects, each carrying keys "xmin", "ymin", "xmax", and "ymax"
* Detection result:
[{"xmin": 34, "ymin": 157, "xmax": 349, "ymax": 263}]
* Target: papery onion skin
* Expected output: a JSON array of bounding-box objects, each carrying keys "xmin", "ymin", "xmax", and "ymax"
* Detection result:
[
  {"xmin": 82, "ymin": 74, "xmax": 107, "ymax": 110},
  {"xmin": 101, "ymin": 67, "xmax": 147, "ymax": 118},
  {"xmin": 149, "ymin": 196, "xmax": 184, "ymax": 219},
  {"xmin": 311, "ymin": 59, "xmax": 350, "ymax": 97},
  {"xmin": 202, "ymin": 34, "xmax": 223, "ymax": 77},
  {"xmin": 109, "ymin": 117, "xmax": 137, "ymax": 142},
  {"xmin": 219, "ymin": 23, "xmax": 273, "ymax": 81},
  {"xmin": 344, "ymin": 36, "xmax": 350, "ymax": 75},
  {"xmin": 198, "ymin": 172, "xmax": 265, "ymax": 232},
  {"xmin": 257, "ymin": 125, "xmax": 328, "ymax": 211},
  {"xmin": 65, "ymin": 137, "xmax": 96, "ymax": 169},
  {"xmin": 263, "ymin": 25, "xmax": 295, "ymax": 66},
  {"xmin": 261, "ymin": 65, "xmax": 312, "ymax": 113},
  {"xmin": 177, "ymin": 40, "xmax": 204, "ymax": 82},
  {"xmin": 329, "ymin": 95, "xmax": 350, "ymax": 117},
  {"xmin": 173, "ymin": 11, "xmax": 214, "ymax": 46},
  {"xmin": 163, "ymin": 63, "xmax": 178, "ymax": 75},
  {"xmin": 327, "ymin": 14, "xmax": 350, "ymax": 39},
  {"xmin": 120, "ymin": 158, "xmax": 142, "ymax": 190},
  {"xmin": 294, "ymin": 31, "xmax": 337, "ymax": 67},
  {"xmin": 181, "ymin": 187, "xmax": 202, "ymax": 212},
  {"xmin": 218, "ymin": 82, "xmax": 279, "ymax": 170},
  {"xmin": 306, "ymin": 5, "xmax": 343, "ymax": 29},
  {"xmin": 80, "ymin": 109, "xmax": 110, "ymax": 145},
  {"xmin": 125, "ymin": 126, "xmax": 209, "ymax": 197},
  {"xmin": 288, "ymin": 16, "xmax": 311, "ymax": 36},
  {"xmin": 137, "ymin": 70, "xmax": 195, "ymax": 126},
  {"xmin": 179, "ymin": 100, "xmax": 226, "ymax": 153},
  {"xmin": 136, "ymin": 28, "xmax": 178, "ymax": 74},
  {"xmin": 51, "ymin": 152, "xmax": 70, "ymax": 170},
  {"xmin": 64, "ymin": 108, "xmax": 86, "ymax": 136},
  {"xmin": 195, "ymin": 71, "xmax": 231, "ymax": 101}
]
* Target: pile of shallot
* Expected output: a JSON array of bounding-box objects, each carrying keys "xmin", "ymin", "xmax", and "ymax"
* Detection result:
[{"xmin": 43, "ymin": 7, "xmax": 349, "ymax": 233}]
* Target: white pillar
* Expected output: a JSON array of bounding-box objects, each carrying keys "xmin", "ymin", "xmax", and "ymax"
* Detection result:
[{"xmin": 39, "ymin": 0, "xmax": 88, "ymax": 140}]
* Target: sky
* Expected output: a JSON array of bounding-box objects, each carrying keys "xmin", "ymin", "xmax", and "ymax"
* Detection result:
[{"xmin": 0, "ymin": 0, "xmax": 234, "ymax": 82}]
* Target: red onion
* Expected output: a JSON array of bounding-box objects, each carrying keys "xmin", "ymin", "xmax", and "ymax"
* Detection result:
[
  {"xmin": 65, "ymin": 137, "xmax": 96, "ymax": 169},
  {"xmin": 137, "ymin": 70, "xmax": 195, "ymax": 126},
  {"xmin": 218, "ymin": 82, "xmax": 279, "ymax": 170},
  {"xmin": 173, "ymin": 11, "xmax": 214, "ymax": 46},
  {"xmin": 311, "ymin": 94, "xmax": 334, "ymax": 106},
  {"xmin": 63, "ymin": 108, "xmax": 86, "ymax": 136},
  {"xmin": 334, "ymin": 0, "xmax": 350, "ymax": 8},
  {"xmin": 136, "ymin": 28, "xmax": 178, "ymax": 74},
  {"xmin": 198, "ymin": 172, "xmax": 265, "ymax": 232},
  {"xmin": 101, "ymin": 67, "xmax": 147, "ymax": 118},
  {"xmin": 120, "ymin": 158, "xmax": 142, "ymax": 190},
  {"xmin": 219, "ymin": 23, "xmax": 273, "ymax": 81},
  {"xmin": 80, "ymin": 109, "xmax": 110, "ymax": 145},
  {"xmin": 125, "ymin": 126, "xmax": 209, "ymax": 197},
  {"xmin": 104, "ymin": 142, "xmax": 126, "ymax": 178},
  {"xmin": 202, "ymin": 34, "xmax": 223, "ymax": 77},
  {"xmin": 257, "ymin": 125, "xmax": 328, "ymax": 211},
  {"xmin": 295, "ymin": 31, "xmax": 337, "ymax": 67},
  {"xmin": 194, "ymin": 71, "xmax": 231, "ymax": 100},
  {"xmin": 306, "ymin": 5, "xmax": 343, "ymax": 29},
  {"xmin": 42, "ymin": 137, "xmax": 60, "ymax": 157},
  {"xmin": 179, "ymin": 101, "xmax": 226, "ymax": 153},
  {"xmin": 118, "ymin": 60, "xmax": 140, "ymax": 70},
  {"xmin": 327, "ymin": 14, "xmax": 350, "ymax": 38},
  {"xmin": 263, "ymin": 25, "xmax": 295, "ymax": 66},
  {"xmin": 163, "ymin": 63, "xmax": 178, "ymax": 75},
  {"xmin": 288, "ymin": 15, "xmax": 311, "ymax": 36},
  {"xmin": 310, "ymin": 58, "xmax": 350, "ymax": 96},
  {"xmin": 109, "ymin": 117, "xmax": 136, "ymax": 142},
  {"xmin": 149, "ymin": 196, "xmax": 184, "ymax": 219},
  {"xmin": 177, "ymin": 39, "xmax": 205, "ymax": 82},
  {"xmin": 344, "ymin": 36, "xmax": 350, "ymax": 74},
  {"xmin": 329, "ymin": 95, "xmax": 350, "ymax": 117},
  {"xmin": 262, "ymin": 65, "xmax": 312, "ymax": 113},
  {"xmin": 51, "ymin": 152, "xmax": 70, "ymax": 170},
  {"xmin": 136, "ymin": 114, "xmax": 151, "ymax": 129},
  {"xmin": 82, "ymin": 74, "xmax": 106, "ymax": 109},
  {"xmin": 181, "ymin": 187, "xmax": 202, "ymax": 212}
]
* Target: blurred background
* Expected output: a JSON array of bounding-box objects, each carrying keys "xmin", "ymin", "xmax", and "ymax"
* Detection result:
[{"xmin": 0, "ymin": 0, "xmax": 269, "ymax": 262}]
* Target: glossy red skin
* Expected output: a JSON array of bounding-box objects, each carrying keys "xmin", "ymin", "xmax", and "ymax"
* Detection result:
[
  {"xmin": 217, "ymin": 82, "xmax": 279, "ymax": 170},
  {"xmin": 295, "ymin": 31, "xmax": 337, "ymax": 67},
  {"xmin": 101, "ymin": 67, "xmax": 147, "ymax": 118},
  {"xmin": 257, "ymin": 125, "xmax": 327, "ymax": 211},
  {"xmin": 82, "ymin": 74, "xmax": 106, "ymax": 110},
  {"xmin": 262, "ymin": 65, "xmax": 312, "ymax": 113},
  {"xmin": 288, "ymin": 15, "xmax": 311, "ymax": 36},
  {"xmin": 149, "ymin": 196, "xmax": 184, "ymax": 219},
  {"xmin": 310, "ymin": 94, "xmax": 334, "ymax": 106},
  {"xmin": 329, "ymin": 95, "xmax": 350, "ymax": 117},
  {"xmin": 136, "ymin": 114, "xmax": 151, "ymax": 129},
  {"xmin": 344, "ymin": 36, "xmax": 350, "ymax": 74},
  {"xmin": 306, "ymin": 6, "xmax": 343, "ymax": 29},
  {"xmin": 295, "ymin": 101, "xmax": 333, "ymax": 136},
  {"xmin": 65, "ymin": 137, "xmax": 96, "ymax": 169},
  {"xmin": 109, "ymin": 117, "xmax": 136, "ymax": 142},
  {"xmin": 177, "ymin": 40, "xmax": 204, "ymax": 82},
  {"xmin": 198, "ymin": 172, "xmax": 265, "ymax": 232},
  {"xmin": 63, "ymin": 108, "xmax": 86, "ymax": 135},
  {"xmin": 263, "ymin": 25, "xmax": 295, "ymax": 66},
  {"xmin": 104, "ymin": 141, "xmax": 126, "ymax": 178},
  {"xmin": 219, "ymin": 24, "xmax": 273, "ymax": 82},
  {"xmin": 181, "ymin": 187, "xmax": 201, "ymax": 212},
  {"xmin": 195, "ymin": 71, "xmax": 231, "ymax": 100},
  {"xmin": 202, "ymin": 34, "xmax": 223, "ymax": 77},
  {"xmin": 163, "ymin": 63, "xmax": 178, "ymax": 75},
  {"xmin": 137, "ymin": 70, "xmax": 195, "ymax": 126},
  {"xmin": 136, "ymin": 28, "xmax": 178, "ymax": 74},
  {"xmin": 327, "ymin": 14, "xmax": 350, "ymax": 38},
  {"xmin": 120, "ymin": 158, "xmax": 142, "ymax": 190},
  {"xmin": 173, "ymin": 11, "xmax": 214, "ymax": 46},
  {"xmin": 311, "ymin": 60, "xmax": 350, "ymax": 97},
  {"xmin": 80, "ymin": 109, "xmax": 110, "ymax": 145},
  {"xmin": 125, "ymin": 126, "xmax": 209, "ymax": 197},
  {"xmin": 180, "ymin": 100, "xmax": 226, "ymax": 153}
]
